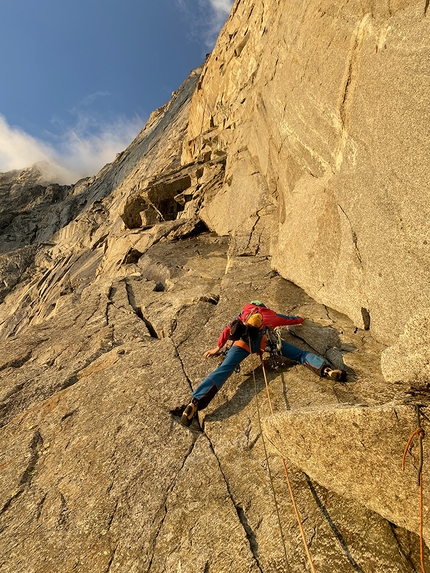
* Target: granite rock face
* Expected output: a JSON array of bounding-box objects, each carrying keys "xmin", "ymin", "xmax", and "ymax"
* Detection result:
[
  {"xmin": 1, "ymin": 250, "xmax": 427, "ymax": 573},
  {"xmin": 381, "ymin": 311, "xmax": 430, "ymax": 390},
  {"xmin": 263, "ymin": 403, "xmax": 429, "ymax": 539},
  {"xmin": 0, "ymin": 1, "xmax": 429, "ymax": 572},
  {"xmin": 183, "ymin": 0, "xmax": 430, "ymax": 345}
]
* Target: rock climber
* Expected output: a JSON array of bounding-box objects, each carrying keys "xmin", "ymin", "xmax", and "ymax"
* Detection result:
[{"xmin": 173, "ymin": 300, "xmax": 346, "ymax": 426}]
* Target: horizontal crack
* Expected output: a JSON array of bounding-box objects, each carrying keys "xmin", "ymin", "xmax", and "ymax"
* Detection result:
[{"xmin": 0, "ymin": 351, "xmax": 33, "ymax": 372}]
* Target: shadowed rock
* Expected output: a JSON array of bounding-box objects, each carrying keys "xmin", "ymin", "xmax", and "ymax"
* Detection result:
[{"xmin": 0, "ymin": 1, "xmax": 429, "ymax": 571}]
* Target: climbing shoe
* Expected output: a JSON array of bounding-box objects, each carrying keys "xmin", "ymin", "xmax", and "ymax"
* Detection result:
[
  {"xmin": 180, "ymin": 399, "xmax": 198, "ymax": 426},
  {"xmin": 323, "ymin": 367, "xmax": 347, "ymax": 382}
]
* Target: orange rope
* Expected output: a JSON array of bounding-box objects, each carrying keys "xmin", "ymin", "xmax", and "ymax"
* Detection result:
[
  {"xmin": 252, "ymin": 372, "xmax": 291, "ymax": 572},
  {"xmin": 260, "ymin": 357, "xmax": 317, "ymax": 573},
  {"xmin": 402, "ymin": 424, "xmax": 426, "ymax": 573},
  {"xmin": 402, "ymin": 428, "xmax": 423, "ymax": 471}
]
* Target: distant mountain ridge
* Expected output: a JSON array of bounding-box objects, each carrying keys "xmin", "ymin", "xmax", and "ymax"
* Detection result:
[{"xmin": 0, "ymin": 2, "xmax": 429, "ymax": 572}]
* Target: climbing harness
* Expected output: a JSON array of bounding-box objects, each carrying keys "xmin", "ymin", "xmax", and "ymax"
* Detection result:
[
  {"xmin": 220, "ymin": 323, "xmax": 281, "ymax": 372},
  {"xmin": 250, "ymin": 332, "xmax": 316, "ymax": 573},
  {"xmin": 402, "ymin": 405, "xmax": 427, "ymax": 573},
  {"xmin": 234, "ymin": 335, "xmax": 267, "ymax": 355}
]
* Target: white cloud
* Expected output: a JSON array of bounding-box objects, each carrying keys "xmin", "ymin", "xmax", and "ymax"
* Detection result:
[
  {"xmin": 0, "ymin": 115, "xmax": 52, "ymax": 171},
  {"xmin": 208, "ymin": 0, "xmax": 234, "ymax": 15},
  {"xmin": 206, "ymin": 0, "xmax": 234, "ymax": 42},
  {"xmin": 177, "ymin": 0, "xmax": 234, "ymax": 49},
  {"xmin": 0, "ymin": 113, "xmax": 142, "ymax": 185}
]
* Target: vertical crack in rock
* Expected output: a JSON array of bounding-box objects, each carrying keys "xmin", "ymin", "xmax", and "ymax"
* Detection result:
[
  {"xmin": 105, "ymin": 544, "xmax": 119, "ymax": 573},
  {"xmin": 147, "ymin": 437, "xmax": 200, "ymax": 573},
  {"xmin": 351, "ymin": 230, "xmax": 362, "ymax": 264},
  {"xmin": 245, "ymin": 209, "xmax": 263, "ymax": 255},
  {"xmin": 360, "ymin": 307, "xmax": 371, "ymax": 330},
  {"xmin": 97, "ymin": 501, "xmax": 120, "ymax": 570},
  {"xmin": 139, "ymin": 313, "xmax": 159, "ymax": 339},
  {"xmin": 323, "ymin": 305, "xmax": 333, "ymax": 322},
  {"xmin": 204, "ymin": 435, "xmax": 264, "ymax": 573},
  {"xmin": 0, "ymin": 489, "xmax": 22, "ymax": 520},
  {"xmin": 335, "ymin": 13, "xmax": 371, "ymax": 171},
  {"xmin": 124, "ymin": 279, "xmax": 139, "ymax": 311},
  {"xmin": 106, "ymin": 499, "xmax": 119, "ymax": 532},
  {"xmin": 337, "ymin": 204, "xmax": 363, "ymax": 264},
  {"xmin": 170, "ymin": 338, "xmax": 196, "ymax": 395},
  {"xmin": 304, "ymin": 474, "xmax": 365, "ymax": 573},
  {"xmin": 106, "ymin": 285, "xmax": 114, "ymax": 326},
  {"xmin": 0, "ymin": 430, "xmax": 43, "ymax": 517},
  {"xmin": 19, "ymin": 429, "xmax": 43, "ymax": 488},
  {"xmin": 388, "ymin": 522, "xmax": 419, "ymax": 572},
  {"xmin": 35, "ymin": 493, "xmax": 47, "ymax": 521},
  {"xmin": 125, "ymin": 279, "xmax": 159, "ymax": 338},
  {"xmin": 107, "ymin": 280, "xmax": 159, "ymax": 339},
  {"xmin": 58, "ymin": 492, "xmax": 70, "ymax": 527},
  {"xmin": 308, "ymin": 525, "xmax": 317, "ymax": 548}
]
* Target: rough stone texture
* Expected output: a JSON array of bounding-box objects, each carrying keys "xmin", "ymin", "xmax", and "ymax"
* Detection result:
[
  {"xmin": 381, "ymin": 311, "xmax": 430, "ymax": 391},
  {"xmin": 263, "ymin": 403, "xmax": 430, "ymax": 540},
  {"xmin": 182, "ymin": 0, "xmax": 430, "ymax": 345},
  {"xmin": 1, "ymin": 252, "xmax": 427, "ymax": 572},
  {"xmin": 0, "ymin": 1, "xmax": 429, "ymax": 571}
]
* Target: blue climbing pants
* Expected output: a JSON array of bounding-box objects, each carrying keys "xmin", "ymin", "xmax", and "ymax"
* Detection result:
[{"xmin": 192, "ymin": 340, "xmax": 326, "ymax": 409}]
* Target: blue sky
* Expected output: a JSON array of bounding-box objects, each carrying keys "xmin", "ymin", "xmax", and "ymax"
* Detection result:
[{"xmin": 0, "ymin": 0, "xmax": 233, "ymax": 182}]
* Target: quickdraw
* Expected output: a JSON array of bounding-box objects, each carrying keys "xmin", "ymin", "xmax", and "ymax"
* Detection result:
[{"xmin": 263, "ymin": 326, "xmax": 284, "ymax": 369}]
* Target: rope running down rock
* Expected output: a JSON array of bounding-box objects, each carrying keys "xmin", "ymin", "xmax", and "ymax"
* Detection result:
[
  {"xmin": 252, "ymin": 364, "xmax": 291, "ymax": 573},
  {"xmin": 402, "ymin": 405, "xmax": 427, "ymax": 573},
  {"xmin": 256, "ymin": 353, "xmax": 317, "ymax": 573}
]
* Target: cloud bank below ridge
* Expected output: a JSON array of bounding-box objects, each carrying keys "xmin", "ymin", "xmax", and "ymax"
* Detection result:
[
  {"xmin": 0, "ymin": 1, "xmax": 233, "ymax": 185},
  {"xmin": 0, "ymin": 113, "xmax": 143, "ymax": 185}
]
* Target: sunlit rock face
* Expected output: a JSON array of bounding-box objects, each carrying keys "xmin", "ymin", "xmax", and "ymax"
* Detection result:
[
  {"xmin": 183, "ymin": 0, "xmax": 430, "ymax": 345},
  {"xmin": 0, "ymin": 2, "xmax": 429, "ymax": 572}
]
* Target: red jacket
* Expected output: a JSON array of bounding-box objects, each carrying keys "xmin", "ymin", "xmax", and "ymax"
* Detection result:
[{"xmin": 217, "ymin": 303, "xmax": 304, "ymax": 349}]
